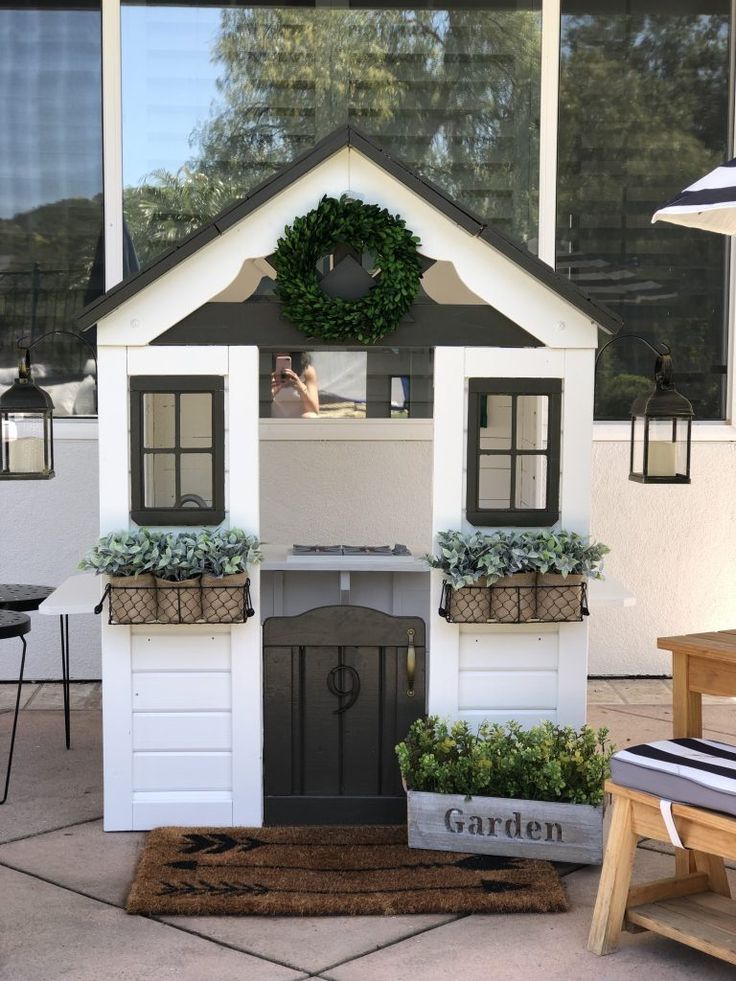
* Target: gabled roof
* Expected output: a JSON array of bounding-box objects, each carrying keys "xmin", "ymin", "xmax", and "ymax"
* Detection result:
[{"xmin": 77, "ymin": 126, "xmax": 622, "ymax": 334}]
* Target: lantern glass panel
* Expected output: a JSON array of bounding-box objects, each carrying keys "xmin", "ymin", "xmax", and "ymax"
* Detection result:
[
  {"xmin": 5, "ymin": 412, "xmax": 48, "ymax": 474},
  {"xmin": 645, "ymin": 417, "xmax": 679, "ymax": 478},
  {"xmin": 631, "ymin": 415, "xmax": 645, "ymax": 476},
  {"xmin": 675, "ymin": 419, "xmax": 690, "ymax": 477}
]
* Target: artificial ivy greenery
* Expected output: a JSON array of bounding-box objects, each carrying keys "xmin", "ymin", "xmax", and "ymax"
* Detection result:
[{"xmin": 272, "ymin": 194, "xmax": 422, "ymax": 344}]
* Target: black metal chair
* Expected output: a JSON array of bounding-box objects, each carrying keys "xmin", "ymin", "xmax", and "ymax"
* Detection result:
[{"xmin": 0, "ymin": 609, "xmax": 31, "ymax": 805}]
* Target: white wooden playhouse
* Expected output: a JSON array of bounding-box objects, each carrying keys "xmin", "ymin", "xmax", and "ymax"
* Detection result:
[{"xmin": 78, "ymin": 128, "xmax": 620, "ymax": 831}]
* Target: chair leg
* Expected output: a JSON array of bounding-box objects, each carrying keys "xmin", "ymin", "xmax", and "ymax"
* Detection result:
[
  {"xmin": 588, "ymin": 795, "xmax": 638, "ymax": 955},
  {"xmin": 692, "ymin": 850, "xmax": 731, "ymax": 898},
  {"xmin": 0, "ymin": 636, "xmax": 27, "ymax": 805}
]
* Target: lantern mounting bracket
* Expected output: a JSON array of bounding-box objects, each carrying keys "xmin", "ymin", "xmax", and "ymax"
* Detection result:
[
  {"xmin": 594, "ymin": 332, "xmax": 693, "ymax": 484},
  {"xmin": 14, "ymin": 330, "xmax": 98, "ymax": 413}
]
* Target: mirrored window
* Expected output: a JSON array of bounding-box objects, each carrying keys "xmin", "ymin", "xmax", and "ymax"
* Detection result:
[
  {"xmin": 0, "ymin": 3, "xmax": 104, "ymax": 416},
  {"xmin": 558, "ymin": 0, "xmax": 731, "ymax": 420},
  {"xmin": 467, "ymin": 379, "xmax": 561, "ymax": 526},
  {"xmin": 131, "ymin": 377, "xmax": 224, "ymax": 525},
  {"xmin": 121, "ymin": 1, "xmax": 541, "ymax": 267},
  {"xmin": 259, "ymin": 349, "xmax": 433, "ymax": 419}
]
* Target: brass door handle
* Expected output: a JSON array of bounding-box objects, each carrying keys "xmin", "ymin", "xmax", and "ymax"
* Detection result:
[{"xmin": 406, "ymin": 627, "xmax": 416, "ymax": 697}]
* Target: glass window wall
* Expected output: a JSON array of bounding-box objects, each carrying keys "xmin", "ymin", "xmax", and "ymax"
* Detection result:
[
  {"xmin": 121, "ymin": 0, "xmax": 541, "ymax": 266},
  {"xmin": 558, "ymin": 0, "xmax": 731, "ymax": 420},
  {"xmin": 0, "ymin": 2, "xmax": 104, "ymax": 416}
]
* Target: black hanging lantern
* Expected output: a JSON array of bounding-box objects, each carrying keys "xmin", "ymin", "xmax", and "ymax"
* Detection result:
[
  {"xmin": 0, "ymin": 349, "xmax": 54, "ymax": 480},
  {"xmin": 629, "ymin": 353, "xmax": 693, "ymax": 484}
]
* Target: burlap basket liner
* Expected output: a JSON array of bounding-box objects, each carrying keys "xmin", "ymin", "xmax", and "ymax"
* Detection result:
[
  {"xmin": 448, "ymin": 584, "xmax": 491, "ymax": 622},
  {"xmin": 201, "ymin": 572, "xmax": 248, "ymax": 623},
  {"xmin": 536, "ymin": 573, "xmax": 584, "ymax": 621},
  {"xmin": 491, "ymin": 573, "xmax": 537, "ymax": 622},
  {"xmin": 155, "ymin": 576, "xmax": 203, "ymax": 624},
  {"xmin": 108, "ymin": 574, "xmax": 156, "ymax": 624}
]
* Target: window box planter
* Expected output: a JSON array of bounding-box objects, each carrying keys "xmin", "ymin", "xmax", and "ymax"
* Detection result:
[
  {"xmin": 536, "ymin": 573, "xmax": 585, "ymax": 621},
  {"xmin": 439, "ymin": 579, "xmax": 589, "ymax": 624},
  {"xmin": 95, "ymin": 579, "xmax": 255, "ymax": 625},
  {"xmin": 407, "ymin": 789, "xmax": 604, "ymax": 864},
  {"xmin": 155, "ymin": 576, "xmax": 202, "ymax": 624},
  {"xmin": 201, "ymin": 572, "xmax": 250, "ymax": 623},
  {"xmin": 107, "ymin": 574, "xmax": 157, "ymax": 624}
]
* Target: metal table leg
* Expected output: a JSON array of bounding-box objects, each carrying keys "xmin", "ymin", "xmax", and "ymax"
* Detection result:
[
  {"xmin": 59, "ymin": 615, "xmax": 70, "ymax": 750},
  {"xmin": 1, "ymin": 637, "xmax": 27, "ymax": 805}
]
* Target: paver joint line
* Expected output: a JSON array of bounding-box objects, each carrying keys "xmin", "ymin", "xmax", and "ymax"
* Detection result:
[
  {"xmin": 0, "ymin": 814, "xmax": 103, "ymax": 846},
  {"xmin": 151, "ymin": 915, "xmax": 319, "ymax": 975},
  {"xmin": 312, "ymin": 912, "xmax": 469, "ymax": 977}
]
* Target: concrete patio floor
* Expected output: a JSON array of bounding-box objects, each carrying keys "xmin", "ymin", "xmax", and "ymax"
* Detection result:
[{"xmin": 2, "ymin": 679, "xmax": 736, "ymax": 980}]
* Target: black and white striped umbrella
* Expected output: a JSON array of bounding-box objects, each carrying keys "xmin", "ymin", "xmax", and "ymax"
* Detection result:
[{"xmin": 652, "ymin": 158, "xmax": 736, "ymax": 234}]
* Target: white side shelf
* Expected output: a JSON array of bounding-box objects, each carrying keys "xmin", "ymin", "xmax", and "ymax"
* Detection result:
[
  {"xmin": 587, "ymin": 576, "xmax": 636, "ymax": 609},
  {"xmin": 38, "ymin": 573, "xmax": 102, "ymax": 616},
  {"xmin": 261, "ymin": 543, "xmax": 430, "ymax": 574}
]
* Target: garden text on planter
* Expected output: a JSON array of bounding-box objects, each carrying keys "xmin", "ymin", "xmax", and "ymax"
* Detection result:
[{"xmin": 445, "ymin": 806, "xmax": 562, "ymax": 843}]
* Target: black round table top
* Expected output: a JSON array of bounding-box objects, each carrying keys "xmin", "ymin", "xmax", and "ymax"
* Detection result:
[
  {"xmin": 0, "ymin": 609, "xmax": 31, "ymax": 640},
  {"xmin": 0, "ymin": 584, "xmax": 53, "ymax": 612}
]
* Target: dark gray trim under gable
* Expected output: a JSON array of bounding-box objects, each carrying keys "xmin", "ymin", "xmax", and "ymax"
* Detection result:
[
  {"xmin": 153, "ymin": 298, "xmax": 543, "ymax": 349},
  {"xmin": 76, "ymin": 125, "xmax": 622, "ymax": 336}
]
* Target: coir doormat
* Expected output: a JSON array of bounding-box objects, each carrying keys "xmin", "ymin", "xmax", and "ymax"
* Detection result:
[{"xmin": 127, "ymin": 825, "xmax": 568, "ymax": 916}]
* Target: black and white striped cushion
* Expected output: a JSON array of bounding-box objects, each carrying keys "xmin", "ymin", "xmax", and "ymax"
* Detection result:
[{"xmin": 610, "ymin": 738, "xmax": 736, "ymax": 817}]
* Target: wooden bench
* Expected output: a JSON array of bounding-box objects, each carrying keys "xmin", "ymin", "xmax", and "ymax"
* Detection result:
[{"xmin": 588, "ymin": 780, "xmax": 736, "ymax": 965}]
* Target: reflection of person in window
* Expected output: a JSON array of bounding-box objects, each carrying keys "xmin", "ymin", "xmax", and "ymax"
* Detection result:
[{"xmin": 271, "ymin": 352, "xmax": 320, "ymax": 417}]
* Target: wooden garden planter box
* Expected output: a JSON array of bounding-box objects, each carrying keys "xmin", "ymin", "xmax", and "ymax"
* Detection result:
[{"xmin": 407, "ymin": 790, "xmax": 603, "ymax": 864}]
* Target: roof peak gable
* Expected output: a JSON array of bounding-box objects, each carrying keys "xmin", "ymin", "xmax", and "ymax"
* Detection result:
[{"xmin": 77, "ymin": 125, "xmax": 621, "ymax": 335}]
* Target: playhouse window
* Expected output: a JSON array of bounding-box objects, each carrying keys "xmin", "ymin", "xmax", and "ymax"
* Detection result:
[
  {"xmin": 466, "ymin": 378, "xmax": 561, "ymax": 527},
  {"xmin": 129, "ymin": 376, "xmax": 225, "ymax": 525},
  {"xmin": 258, "ymin": 349, "xmax": 433, "ymax": 419}
]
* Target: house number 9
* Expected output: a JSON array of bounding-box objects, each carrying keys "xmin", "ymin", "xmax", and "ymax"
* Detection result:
[{"xmin": 326, "ymin": 665, "xmax": 361, "ymax": 714}]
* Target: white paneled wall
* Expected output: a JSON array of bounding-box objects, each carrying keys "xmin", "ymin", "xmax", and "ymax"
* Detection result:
[
  {"xmin": 130, "ymin": 629, "xmax": 233, "ymax": 826},
  {"xmin": 430, "ymin": 346, "xmax": 594, "ymax": 728}
]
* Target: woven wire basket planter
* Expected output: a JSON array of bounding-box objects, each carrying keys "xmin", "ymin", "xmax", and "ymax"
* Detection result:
[
  {"xmin": 95, "ymin": 580, "xmax": 255, "ymax": 625},
  {"xmin": 438, "ymin": 580, "xmax": 589, "ymax": 624}
]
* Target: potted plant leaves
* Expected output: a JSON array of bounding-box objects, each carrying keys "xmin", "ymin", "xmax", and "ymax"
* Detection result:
[
  {"xmin": 488, "ymin": 532, "xmax": 538, "ymax": 623},
  {"xmin": 199, "ymin": 528, "xmax": 262, "ymax": 623},
  {"xmin": 532, "ymin": 532, "xmax": 609, "ymax": 620},
  {"xmin": 79, "ymin": 530, "xmax": 158, "ymax": 623},
  {"xmin": 427, "ymin": 529, "xmax": 609, "ymax": 624},
  {"xmin": 397, "ymin": 715, "xmax": 614, "ymax": 864},
  {"xmin": 425, "ymin": 530, "xmax": 505, "ymax": 622},
  {"xmin": 152, "ymin": 531, "xmax": 204, "ymax": 624}
]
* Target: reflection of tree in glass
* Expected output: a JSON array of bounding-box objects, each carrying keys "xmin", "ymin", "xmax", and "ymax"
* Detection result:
[
  {"xmin": 0, "ymin": 196, "xmax": 103, "ymax": 376},
  {"xmin": 124, "ymin": 8, "xmax": 541, "ymax": 264},
  {"xmin": 557, "ymin": 12, "xmax": 729, "ymax": 420}
]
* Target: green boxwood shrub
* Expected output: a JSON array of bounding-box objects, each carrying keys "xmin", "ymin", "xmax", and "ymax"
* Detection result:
[{"xmin": 396, "ymin": 716, "xmax": 614, "ymax": 806}]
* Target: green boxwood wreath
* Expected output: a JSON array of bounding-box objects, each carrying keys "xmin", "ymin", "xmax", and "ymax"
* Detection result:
[{"xmin": 272, "ymin": 194, "xmax": 423, "ymax": 344}]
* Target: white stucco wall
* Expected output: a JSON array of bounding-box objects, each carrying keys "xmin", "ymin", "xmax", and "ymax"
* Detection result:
[
  {"xmin": 8, "ymin": 433, "xmax": 733, "ymax": 680},
  {"xmin": 590, "ymin": 439, "xmax": 736, "ymax": 675},
  {"xmin": 0, "ymin": 436, "xmax": 100, "ymax": 680},
  {"xmin": 259, "ymin": 439, "xmax": 433, "ymax": 548}
]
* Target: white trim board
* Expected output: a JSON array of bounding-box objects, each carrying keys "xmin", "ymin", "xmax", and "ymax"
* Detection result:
[
  {"xmin": 593, "ymin": 422, "xmax": 736, "ymax": 442},
  {"xmin": 259, "ymin": 419, "xmax": 433, "ymax": 441}
]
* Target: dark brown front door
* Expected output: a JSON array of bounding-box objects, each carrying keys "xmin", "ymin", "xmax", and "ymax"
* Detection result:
[{"xmin": 263, "ymin": 606, "xmax": 426, "ymax": 825}]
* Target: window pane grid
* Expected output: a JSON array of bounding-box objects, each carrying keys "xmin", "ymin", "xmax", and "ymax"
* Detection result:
[
  {"xmin": 130, "ymin": 376, "xmax": 224, "ymax": 525},
  {"xmin": 467, "ymin": 379, "xmax": 560, "ymax": 527}
]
